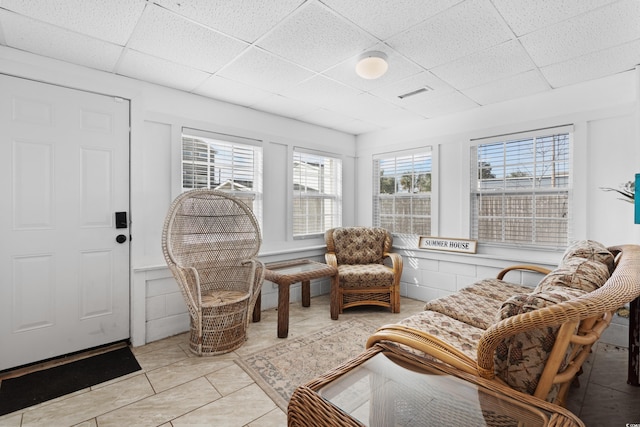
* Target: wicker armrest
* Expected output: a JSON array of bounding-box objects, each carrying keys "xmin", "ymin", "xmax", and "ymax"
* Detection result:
[
  {"xmin": 324, "ymin": 252, "xmax": 337, "ymax": 268},
  {"xmin": 497, "ymin": 264, "xmax": 551, "ymax": 280},
  {"xmin": 365, "ymin": 323, "xmax": 479, "ymax": 376},
  {"xmin": 170, "ymin": 265, "xmax": 201, "ymax": 316},
  {"xmin": 383, "ymin": 252, "xmax": 403, "ymax": 273}
]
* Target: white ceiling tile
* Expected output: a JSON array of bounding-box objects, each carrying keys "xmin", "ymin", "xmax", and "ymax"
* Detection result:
[
  {"xmin": 492, "ymin": 0, "xmax": 618, "ymax": 36},
  {"xmin": 540, "ymin": 39, "xmax": 640, "ymax": 88},
  {"xmin": 431, "ymin": 40, "xmax": 535, "ymax": 89},
  {"xmin": 128, "ymin": 5, "xmax": 249, "ymax": 73},
  {"xmin": 251, "ymin": 95, "xmax": 320, "ymax": 119},
  {"xmin": 333, "ymin": 119, "xmax": 383, "ymax": 135},
  {"xmin": 282, "ymin": 75, "xmax": 363, "ymax": 109},
  {"xmin": 0, "ymin": 10, "xmax": 123, "ymax": 71},
  {"xmin": 335, "ymin": 93, "xmax": 426, "ymax": 127},
  {"xmin": 401, "ymin": 90, "xmax": 478, "ymax": 118},
  {"xmin": 297, "ymin": 108, "xmax": 356, "ymax": 128},
  {"xmin": 463, "ymin": 70, "xmax": 550, "ymax": 105},
  {"xmin": 320, "ymin": 0, "xmax": 462, "ymax": 39},
  {"xmin": 217, "ymin": 47, "xmax": 314, "ymax": 93},
  {"xmin": 520, "ymin": 0, "xmax": 640, "ymax": 67},
  {"xmin": 0, "ymin": 0, "xmax": 146, "ymax": 45},
  {"xmin": 388, "ymin": 0, "xmax": 513, "ymax": 68},
  {"xmin": 322, "ymin": 44, "xmax": 424, "ymax": 92},
  {"xmin": 117, "ymin": 49, "xmax": 211, "ymax": 92},
  {"xmin": 370, "ymin": 72, "xmax": 455, "ymax": 105},
  {"xmin": 1, "ymin": 0, "xmax": 636, "ymax": 132},
  {"xmin": 257, "ymin": 2, "xmax": 377, "ymax": 72},
  {"xmin": 154, "ymin": 0, "xmax": 304, "ymax": 43},
  {"xmin": 194, "ymin": 75, "xmax": 273, "ymax": 107}
]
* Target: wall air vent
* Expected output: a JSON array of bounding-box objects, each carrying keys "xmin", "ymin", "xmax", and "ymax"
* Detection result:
[{"xmin": 398, "ymin": 86, "xmax": 433, "ymax": 99}]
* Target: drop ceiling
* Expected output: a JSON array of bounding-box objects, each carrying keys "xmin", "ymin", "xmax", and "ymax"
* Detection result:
[{"xmin": 1, "ymin": 0, "xmax": 638, "ymax": 135}]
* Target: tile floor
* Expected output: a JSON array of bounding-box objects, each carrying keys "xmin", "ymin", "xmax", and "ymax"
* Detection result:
[{"xmin": 0, "ymin": 295, "xmax": 638, "ymax": 427}]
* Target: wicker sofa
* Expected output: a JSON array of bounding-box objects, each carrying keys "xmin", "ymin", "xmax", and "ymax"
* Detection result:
[{"xmin": 366, "ymin": 241, "xmax": 640, "ymax": 406}]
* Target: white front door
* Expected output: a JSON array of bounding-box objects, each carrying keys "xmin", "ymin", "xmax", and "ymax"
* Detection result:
[{"xmin": 0, "ymin": 75, "xmax": 130, "ymax": 371}]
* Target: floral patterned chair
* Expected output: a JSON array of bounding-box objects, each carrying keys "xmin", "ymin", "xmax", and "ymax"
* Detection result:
[{"xmin": 325, "ymin": 227, "xmax": 403, "ymax": 320}]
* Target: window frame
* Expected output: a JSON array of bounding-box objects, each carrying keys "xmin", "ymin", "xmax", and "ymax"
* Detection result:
[
  {"xmin": 292, "ymin": 147, "xmax": 342, "ymax": 239},
  {"xmin": 372, "ymin": 147, "xmax": 433, "ymax": 236},
  {"xmin": 470, "ymin": 126, "xmax": 573, "ymax": 249},
  {"xmin": 181, "ymin": 127, "xmax": 263, "ymax": 226}
]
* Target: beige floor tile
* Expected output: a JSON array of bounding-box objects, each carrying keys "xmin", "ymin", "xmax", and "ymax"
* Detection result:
[
  {"xmin": 131, "ymin": 333, "xmax": 190, "ymax": 356},
  {"xmin": 0, "ymin": 412, "xmax": 22, "ymax": 427},
  {"xmin": 135, "ymin": 343, "xmax": 190, "ymax": 372},
  {"xmin": 246, "ymin": 407, "xmax": 287, "ymax": 426},
  {"xmin": 171, "ymin": 383, "xmax": 276, "ymax": 427},
  {"xmin": 145, "ymin": 353, "xmax": 236, "ymax": 393},
  {"xmin": 97, "ymin": 377, "xmax": 220, "ymax": 427},
  {"xmin": 206, "ymin": 362, "xmax": 254, "ymax": 396},
  {"xmin": 71, "ymin": 419, "xmax": 97, "ymax": 427},
  {"xmin": 21, "ymin": 374, "xmax": 153, "ymax": 427}
]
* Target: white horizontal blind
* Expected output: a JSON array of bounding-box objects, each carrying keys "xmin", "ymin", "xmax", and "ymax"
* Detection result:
[
  {"xmin": 293, "ymin": 149, "xmax": 342, "ymax": 238},
  {"xmin": 373, "ymin": 149, "xmax": 432, "ymax": 235},
  {"xmin": 182, "ymin": 129, "xmax": 263, "ymax": 223},
  {"xmin": 470, "ymin": 129, "xmax": 571, "ymax": 248}
]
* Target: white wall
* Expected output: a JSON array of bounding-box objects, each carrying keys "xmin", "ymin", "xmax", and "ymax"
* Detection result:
[
  {"xmin": 0, "ymin": 46, "xmax": 356, "ymax": 345},
  {"xmin": 356, "ymin": 69, "xmax": 639, "ymax": 309}
]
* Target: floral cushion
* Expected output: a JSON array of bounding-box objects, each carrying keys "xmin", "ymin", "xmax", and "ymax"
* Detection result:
[
  {"xmin": 337, "ymin": 264, "xmax": 394, "ymax": 288},
  {"xmin": 535, "ymin": 257, "xmax": 610, "ymax": 293},
  {"xmin": 562, "ymin": 240, "xmax": 614, "ymax": 273},
  {"xmin": 460, "ymin": 278, "xmax": 532, "ymax": 302},
  {"xmin": 494, "ymin": 286, "xmax": 587, "ymax": 401},
  {"xmin": 332, "ymin": 227, "xmax": 389, "ymax": 265},
  {"xmin": 395, "ymin": 310, "xmax": 484, "ymax": 361},
  {"xmin": 424, "ymin": 292, "xmax": 503, "ymax": 330}
]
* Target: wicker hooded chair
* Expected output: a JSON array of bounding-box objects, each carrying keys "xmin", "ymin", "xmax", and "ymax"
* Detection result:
[{"xmin": 162, "ymin": 189, "xmax": 264, "ymax": 356}]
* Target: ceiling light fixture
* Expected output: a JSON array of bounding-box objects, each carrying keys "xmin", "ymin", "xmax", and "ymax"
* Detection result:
[{"xmin": 355, "ymin": 51, "xmax": 388, "ymax": 80}]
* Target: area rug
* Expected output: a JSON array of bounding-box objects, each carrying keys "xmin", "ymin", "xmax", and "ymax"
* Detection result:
[
  {"xmin": 0, "ymin": 346, "xmax": 141, "ymax": 416},
  {"xmin": 236, "ymin": 319, "xmax": 378, "ymax": 411}
]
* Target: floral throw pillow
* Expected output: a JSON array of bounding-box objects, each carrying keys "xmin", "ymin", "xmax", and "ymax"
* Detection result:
[
  {"xmin": 561, "ymin": 240, "xmax": 614, "ymax": 273},
  {"xmin": 494, "ymin": 287, "xmax": 587, "ymax": 401}
]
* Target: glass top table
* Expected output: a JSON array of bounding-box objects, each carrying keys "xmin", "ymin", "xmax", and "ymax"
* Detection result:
[{"xmin": 288, "ymin": 347, "xmax": 584, "ymax": 427}]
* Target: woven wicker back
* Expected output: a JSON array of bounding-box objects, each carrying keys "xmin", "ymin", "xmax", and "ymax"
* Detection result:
[{"xmin": 162, "ymin": 189, "xmax": 262, "ymax": 272}]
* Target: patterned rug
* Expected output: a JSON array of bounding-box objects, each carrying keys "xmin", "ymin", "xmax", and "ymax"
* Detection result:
[{"xmin": 235, "ymin": 319, "xmax": 378, "ymax": 411}]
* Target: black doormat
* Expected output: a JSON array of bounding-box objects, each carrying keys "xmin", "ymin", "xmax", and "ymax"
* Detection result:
[{"xmin": 0, "ymin": 346, "xmax": 141, "ymax": 416}]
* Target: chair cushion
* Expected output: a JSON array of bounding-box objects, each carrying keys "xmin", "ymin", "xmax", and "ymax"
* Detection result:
[
  {"xmin": 424, "ymin": 292, "xmax": 502, "ymax": 330},
  {"xmin": 460, "ymin": 278, "xmax": 532, "ymax": 302},
  {"xmin": 396, "ymin": 310, "xmax": 484, "ymax": 361},
  {"xmin": 332, "ymin": 227, "xmax": 387, "ymax": 265},
  {"xmin": 494, "ymin": 286, "xmax": 588, "ymax": 400},
  {"xmin": 535, "ymin": 257, "xmax": 610, "ymax": 293},
  {"xmin": 338, "ymin": 264, "xmax": 394, "ymax": 288},
  {"xmin": 561, "ymin": 240, "xmax": 614, "ymax": 273}
]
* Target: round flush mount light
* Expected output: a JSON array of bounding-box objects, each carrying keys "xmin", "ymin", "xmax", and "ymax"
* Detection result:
[{"xmin": 355, "ymin": 51, "xmax": 388, "ymax": 80}]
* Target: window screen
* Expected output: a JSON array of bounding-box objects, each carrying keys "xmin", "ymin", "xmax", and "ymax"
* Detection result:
[
  {"xmin": 373, "ymin": 149, "xmax": 432, "ymax": 235},
  {"xmin": 471, "ymin": 128, "xmax": 571, "ymax": 248},
  {"xmin": 182, "ymin": 129, "xmax": 262, "ymax": 222},
  {"xmin": 293, "ymin": 149, "xmax": 342, "ymax": 238}
]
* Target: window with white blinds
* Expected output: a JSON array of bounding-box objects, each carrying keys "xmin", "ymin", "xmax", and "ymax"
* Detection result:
[
  {"xmin": 293, "ymin": 149, "xmax": 342, "ymax": 238},
  {"xmin": 470, "ymin": 127, "xmax": 571, "ymax": 248},
  {"xmin": 182, "ymin": 129, "xmax": 262, "ymax": 221},
  {"xmin": 373, "ymin": 149, "xmax": 432, "ymax": 235}
]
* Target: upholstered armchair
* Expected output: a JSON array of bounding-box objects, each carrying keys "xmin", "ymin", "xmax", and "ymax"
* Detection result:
[{"xmin": 325, "ymin": 227, "xmax": 403, "ymax": 320}]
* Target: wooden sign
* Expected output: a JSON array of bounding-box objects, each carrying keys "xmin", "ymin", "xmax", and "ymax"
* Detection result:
[{"xmin": 418, "ymin": 236, "xmax": 477, "ymax": 254}]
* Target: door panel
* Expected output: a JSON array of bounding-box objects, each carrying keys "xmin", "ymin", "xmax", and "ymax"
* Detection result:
[{"xmin": 0, "ymin": 75, "xmax": 130, "ymax": 370}]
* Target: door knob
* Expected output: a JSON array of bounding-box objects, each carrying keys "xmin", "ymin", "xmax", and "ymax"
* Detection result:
[{"xmin": 116, "ymin": 234, "xmax": 127, "ymax": 244}]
